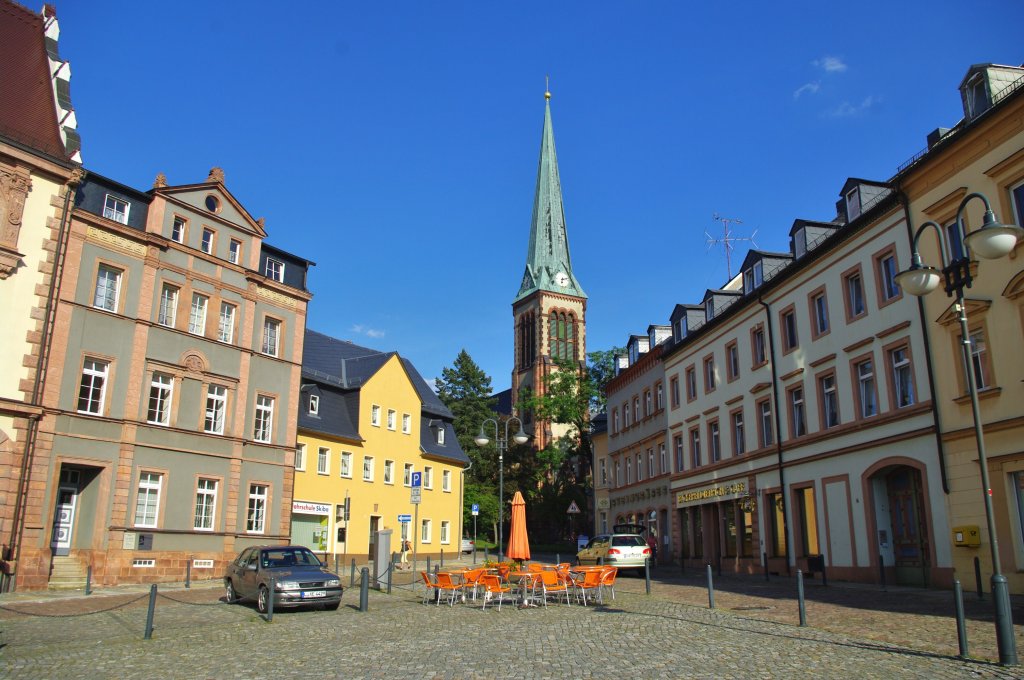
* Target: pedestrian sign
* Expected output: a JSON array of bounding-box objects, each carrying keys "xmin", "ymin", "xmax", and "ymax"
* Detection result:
[
  {"xmin": 411, "ymin": 471, "xmax": 422, "ymax": 488},
  {"xmin": 471, "ymin": 503, "xmax": 479, "ymax": 516},
  {"xmin": 567, "ymin": 501, "xmax": 581, "ymax": 514}
]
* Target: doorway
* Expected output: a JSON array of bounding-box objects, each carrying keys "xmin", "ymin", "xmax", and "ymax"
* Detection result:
[
  {"xmin": 50, "ymin": 469, "xmax": 80, "ymax": 557},
  {"xmin": 884, "ymin": 466, "xmax": 929, "ymax": 586},
  {"xmin": 368, "ymin": 515, "xmax": 380, "ymax": 561}
]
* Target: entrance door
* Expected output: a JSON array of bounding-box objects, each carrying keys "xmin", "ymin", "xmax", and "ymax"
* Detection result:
[
  {"xmin": 368, "ymin": 516, "xmax": 380, "ymax": 561},
  {"xmin": 886, "ymin": 467, "xmax": 929, "ymax": 587},
  {"xmin": 51, "ymin": 485, "xmax": 78, "ymax": 556}
]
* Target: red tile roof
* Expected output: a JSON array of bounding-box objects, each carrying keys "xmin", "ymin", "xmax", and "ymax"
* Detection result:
[{"xmin": 0, "ymin": 0, "xmax": 66, "ymax": 158}]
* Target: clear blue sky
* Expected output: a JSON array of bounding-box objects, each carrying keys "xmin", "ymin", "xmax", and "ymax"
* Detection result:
[{"xmin": 56, "ymin": 1, "xmax": 1023, "ymax": 392}]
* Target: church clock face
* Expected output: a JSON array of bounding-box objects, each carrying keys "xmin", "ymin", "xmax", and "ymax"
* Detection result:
[{"xmin": 555, "ymin": 271, "xmax": 570, "ymax": 287}]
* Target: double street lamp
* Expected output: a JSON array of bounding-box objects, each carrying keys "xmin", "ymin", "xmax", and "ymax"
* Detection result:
[
  {"xmin": 895, "ymin": 191, "xmax": 1022, "ymax": 666},
  {"xmin": 474, "ymin": 417, "xmax": 529, "ymax": 561}
]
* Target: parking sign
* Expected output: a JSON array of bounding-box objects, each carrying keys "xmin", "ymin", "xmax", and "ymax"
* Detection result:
[
  {"xmin": 411, "ymin": 471, "xmax": 422, "ymax": 488},
  {"xmin": 471, "ymin": 503, "xmax": 479, "ymax": 516}
]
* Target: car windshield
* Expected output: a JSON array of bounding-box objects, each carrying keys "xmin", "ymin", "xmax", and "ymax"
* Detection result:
[
  {"xmin": 260, "ymin": 548, "xmax": 321, "ymax": 568},
  {"xmin": 612, "ymin": 535, "xmax": 646, "ymax": 547}
]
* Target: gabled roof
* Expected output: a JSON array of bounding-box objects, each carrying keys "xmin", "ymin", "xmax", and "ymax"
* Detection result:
[
  {"xmin": 154, "ymin": 169, "xmax": 267, "ymax": 238},
  {"xmin": 739, "ymin": 249, "xmax": 792, "ymax": 271},
  {"xmin": 0, "ymin": 1, "xmax": 72, "ymax": 161}
]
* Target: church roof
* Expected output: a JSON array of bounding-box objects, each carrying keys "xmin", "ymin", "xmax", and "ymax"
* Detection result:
[{"xmin": 514, "ymin": 91, "xmax": 586, "ymax": 303}]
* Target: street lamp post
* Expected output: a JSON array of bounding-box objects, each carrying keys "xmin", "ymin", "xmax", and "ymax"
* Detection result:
[
  {"xmin": 474, "ymin": 417, "xmax": 529, "ymax": 561},
  {"xmin": 895, "ymin": 191, "xmax": 1023, "ymax": 666}
]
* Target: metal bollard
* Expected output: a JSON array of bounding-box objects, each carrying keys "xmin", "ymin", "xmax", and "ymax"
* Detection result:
[
  {"xmin": 387, "ymin": 554, "xmax": 394, "ymax": 595},
  {"xmin": 484, "ymin": 547, "xmax": 489, "ymax": 562},
  {"xmin": 185, "ymin": 559, "xmax": 191, "ymax": 589},
  {"xmin": 334, "ymin": 554, "xmax": 339, "ymax": 574},
  {"xmin": 599, "ymin": 555, "xmax": 604, "ymax": 567},
  {"xmin": 144, "ymin": 584, "xmax": 157, "ymax": 639},
  {"xmin": 644, "ymin": 557, "xmax": 651, "ymax": 595},
  {"xmin": 556, "ymin": 553, "xmax": 560, "ymax": 566},
  {"xmin": 763, "ymin": 551, "xmax": 769, "ymax": 582},
  {"xmin": 359, "ymin": 567, "xmax": 369, "ymax": 612},
  {"xmin": 797, "ymin": 570, "xmax": 807, "ymax": 627},
  {"xmin": 879, "ymin": 554, "xmax": 886, "ymax": 591},
  {"xmin": 350, "ymin": 559, "xmax": 357, "ymax": 587},
  {"xmin": 85, "ymin": 565, "xmax": 93, "ymax": 596},
  {"xmin": 706, "ymin": 563, "xmax": 715, "ymax": 609},
  {"xmin": 266, "ymin": 575, "xmax": 274, "ymax": 622},
  {"xmin": 974, "ymin": 556, "xmax": 984, "ymax": 599},
  {"xmin": 440, "ymin": 548, "xmax": 444, "ymax": 568},
  {"xmin": 426, "ymin": 557, "xmax": 432, "ymax": 574},
  {"xmin": 954, "ymin": 579, "xmax": 968, "ymax": 659}
]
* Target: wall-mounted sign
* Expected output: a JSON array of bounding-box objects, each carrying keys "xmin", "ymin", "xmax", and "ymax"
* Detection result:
[
  {"xmin": 192, "ymin": 559, "xmax": 214, "ymax": 569},
  {"xmin": 676, "ymin": 482, "xmax": 746, "ymax": 507},
  {"xmin": 292, "ymin": 500, "xmax": 331, "ymax": 516}
]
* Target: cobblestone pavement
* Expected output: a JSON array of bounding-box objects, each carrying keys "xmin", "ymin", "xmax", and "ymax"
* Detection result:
[{"xmin": 0, "ymin": 565, "xmax": 1021, "ymax": 679}]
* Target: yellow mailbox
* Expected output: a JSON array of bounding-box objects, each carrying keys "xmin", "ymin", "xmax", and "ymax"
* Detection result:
[{"xmin": 952, "ymin": 525, "xmax": 981, "ymax": 547}]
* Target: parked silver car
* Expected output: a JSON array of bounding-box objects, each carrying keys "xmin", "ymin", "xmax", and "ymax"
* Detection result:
[
  {"xmin": 224, "ymin": 545, "xmax": 342, "ymax": 612},
  {"xmin": 576, "ymin": 533, "xmax": 651, "ymax": 571}
]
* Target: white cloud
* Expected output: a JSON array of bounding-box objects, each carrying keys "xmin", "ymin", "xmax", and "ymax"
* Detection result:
[
  {"xmin": 351, "ymin": 324, "xmax": 386, "ymax": 338},
  {"xmin": 814, "ymin": 56, "xmax": 847, "ymax": 73},
  {"xmin": 793, "ymin": 81, "xmax": 820, "ymax": 99},
  {"xmin": 829, "ymin": 95, "xmax": 879, "ymax": 117}
]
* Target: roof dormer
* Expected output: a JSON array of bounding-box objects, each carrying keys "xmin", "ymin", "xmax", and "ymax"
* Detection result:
[
  {"xmin": 669, "ymin": 304, "xmax": 705, "ymax": 343},
  {"xmin": 626, "ymin": 334, "xmax": 650, "ymax": 366},
  {"xmin": 790, "ymin": 219, "xmax": 841, "ymax": 259},
  {"xmin": 702, "ymin": 289, "xmax": 741, "ymax": 321},
  {"xmin": 648, "ymin": 324, "xmax": 672, "ymax": 348},
  {"xmin": 960, "ymin": 63, "xmax": 1024, "ymax": 122},
  {"xmin": 839, "ymin": 178, "xmax": 891, "ymax": 223},
  {"xmin": 740, "ymin": 250, "xmax": 792, "ymax": 294}
]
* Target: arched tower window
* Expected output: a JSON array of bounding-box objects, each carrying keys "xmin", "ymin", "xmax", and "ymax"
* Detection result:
[
  {"xmin": 518, "ymin": 311, "xmax": 536, "ymax": 369},
  {"xmin": 548, "ymin": 311, "xmax": 577, "ymax": 361}
]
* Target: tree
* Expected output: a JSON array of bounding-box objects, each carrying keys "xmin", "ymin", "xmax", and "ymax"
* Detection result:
[
  {"xmin": 436, "ymin": 349, "xmax": 497, "ymax": 483},
  {"xmin": 586, "ymin": 346, "xmax": 625, "ymax": 413}
]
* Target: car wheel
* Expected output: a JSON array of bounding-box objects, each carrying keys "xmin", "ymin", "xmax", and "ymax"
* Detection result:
[
  {"xmin": 225, "ymin": 580, "xmax": 238, "ymax": 604},
  {"xmin": 257, "ymin": 585, "xmax": 269, "ymax": 614},
  {"xmin": 325, "ymin": 601, "xmax": 341, "ymax": 611}
]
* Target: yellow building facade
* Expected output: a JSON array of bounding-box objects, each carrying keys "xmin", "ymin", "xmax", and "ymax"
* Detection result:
[{"xmin": 291, "ymin": 331, "xmax": 467, "ymax": 562}]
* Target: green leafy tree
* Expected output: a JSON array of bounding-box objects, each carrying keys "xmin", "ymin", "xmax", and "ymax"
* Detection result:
[
  {"xmin": 436, "ymin": 349, "xmax": 497, "ymax": 483},
  {"xmin": 587, "ymin": 346, "xmax": 625, "ymax": 413}
]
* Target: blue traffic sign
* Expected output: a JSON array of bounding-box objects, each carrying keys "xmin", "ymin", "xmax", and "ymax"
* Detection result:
[
  {"xmin": 398, "ymin": 514, "xmax": 412, "ymax": 523},
  {"xmin": 411, "ymin": 471, "xmax": 422, "ymax": 488},
  {"xmin": 471, "ymin": 503, "xmax": 479, "ymax": 516}
]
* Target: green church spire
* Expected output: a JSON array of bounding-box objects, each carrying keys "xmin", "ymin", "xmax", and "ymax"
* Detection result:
[{"xmin": 514, "ymin": 88, "xmax": 586, "ymax": 303}]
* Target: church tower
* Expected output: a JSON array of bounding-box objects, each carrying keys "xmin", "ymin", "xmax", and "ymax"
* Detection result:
[{"xmin": 512, "ymin": 88, "xmax": 587, "ymax": 450}]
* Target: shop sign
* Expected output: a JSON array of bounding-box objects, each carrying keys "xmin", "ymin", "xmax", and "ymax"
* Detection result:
[
  {"xmin": 676, "ymin": 482, "xmax": 746, "ymax": 507},
  {"xmin": 292, "ymin": 500, "xmax": 331, "ymax": 515}
]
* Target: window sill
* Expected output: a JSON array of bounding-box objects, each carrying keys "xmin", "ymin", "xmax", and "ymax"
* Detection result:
[{"xmin": 953, "ymin": 386, "xmax": 1002, "ymax": 405}]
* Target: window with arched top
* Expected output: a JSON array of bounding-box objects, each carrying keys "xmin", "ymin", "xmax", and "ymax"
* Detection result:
[
  {"xmin": 548, "ymin": 311, "xmax": 577, "ymax": 360},
  {"xmin": 518, "ymin": 312, "xmax": 537, "ymax": 369}
]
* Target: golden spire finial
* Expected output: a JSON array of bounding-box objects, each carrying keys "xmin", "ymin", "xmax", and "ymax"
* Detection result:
[{"xmin": 545, "ymin": 75, "xmax": 551, "ymax": 100}]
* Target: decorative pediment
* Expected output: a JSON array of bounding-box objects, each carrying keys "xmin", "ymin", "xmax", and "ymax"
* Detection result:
[
  {"xmin": 935, "ymin": 298, "xmax": 991, "ymax": 326},
  {"xmin": 1002, "ymin": 269, "xmax": 1024, "ymax": 300},
  {"xmin": 154, "ymin": 171, "xmax": 267, "ymax": 238}
]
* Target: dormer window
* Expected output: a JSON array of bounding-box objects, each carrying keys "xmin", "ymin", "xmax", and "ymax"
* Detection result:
[
  {"xmin": 103, "ymin": 195, "xmax": 129, "ymax": 224},
  {"xmin": 964, "ymin": 72, "xmax": 989, "ymax": 119},
  {"xmin": 628, "ymin": 344, "xmax": 638, "ymax": 365},
  {"xmin": 265, "ymin": 258, "xmax": 284, "ymax": 282},
  {"xmin": 846, "ymin": 187, "xmax": 862, "ymax": 221},
  {"xmin": 705, "ymin": 298, "xmax": 715, "ymax": 320},
  {"xmin": 436, "ymin": 426, "xmax": 445, "ymax": 445},
  {"xmin": 794, "ymin": 228, "xmax": 806, "ymax": 259},
  {"xmin": 308, "ymin": 394, "xmax": 319, "ymax": 415},
  {"xmin": 744, "ymin": 260, "xmax": 763, "ymax": 293},
  {"xmin": 676, "ymin": 318, "xmax": 687, "ymax": 340}
]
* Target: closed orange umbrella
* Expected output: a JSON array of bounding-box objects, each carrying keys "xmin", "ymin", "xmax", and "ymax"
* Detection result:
[{"xmin": 506, "ymin": 491, "xmax": 531, "ymax": 562}]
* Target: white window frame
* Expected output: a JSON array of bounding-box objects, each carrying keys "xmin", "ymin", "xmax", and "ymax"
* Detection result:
[
  {"xmin": 340, "ymin": 452, "xmax": 352, "ymax": 478},
  {"xmin": 254, "ymin": 395, "xmax": 274, "ymax": 443},
  {"xmin": 78, "ymin": 358, "xmax": 109, "ymax": 415},
  {"xmin": 94, "ymin": 264, "xmax": 122, "ymax": 312},
  {"xmin": 710, "ymin": 422, "xmax": 721, "ymax": 462},
  {"xmin": 229, "ymin": 239, "xmax": 241, "ymax": 264},
  {"xmin": 659, "ymin": 443, "xmax": 667, "ymax": 475},
  {"xmin": 201, "ymin": 227, "xmax": 214, "ymax": 255},
  {"xmin": 246, "ymin": 484, "xmax": 268, "ymax": 534},
  {"xmin": 813, "ymin": 293, "xmax": 829, "ymax": 334},
  {"xmin": 791, "ymin": 387, "xmax": 806, "ymax": 437},
  {"xmin": 147, "ymin": 373, "xmax": 174, "ymax": 426},
  {"xmin": 317, "ymin": 447, "xmax": 330, "ymax": 475},
  {"xmin": 892, "ymin": 347, "xmax": 914, "ymax": 407},
  {"xmin": 847, "ymin": 272, "xmax": 865, "ymax": 316},
  {"xmin": 402, "ymin": 413, "xmax": 411, "ymax": 434},
  {"xmin": 188, "ymin": 293, "xmax": 208, "ymax": 335},
  {"xmin": 858, "ymin": 360, "xmax": 877, "ymax": 418},
  {"xmin": 204, "ymin": 384, "xmax": 227, "ymax": 435},
  {"xmin": 158, "ymin": 284, "xmax": 178, "ymax": 327},
  {"xmin": 436, "ymin": 426, "xmax": 445, "ymax": 445},
  {"xmin": 171, "ymin": 217, "xmax": 185, "ymax": 243},
  {"xmin": 371, "ymin": 404, "xmax": 381, "ymax": 427},
  {"xmin": 262, "ymin": 318, "xmax": 281, "ymax": 357},
  {"xmin": 421, "ymin": 519, "xmax": 432, "ymax": 544},
  {"xmin": 103, "ymin": 194, "xmax": 129, "ymax": 224},
  {"xmin": 442, "ymin": 469, "xmax": 451, "ymax": 492},
  {"xmin": 309, "ymin": 394, "xmax": 319, "ymax": 416},
  {"xmin": 636, "ymin": 452, "xmax": 643, "ymax": 482},
  {"xmin": 967, "ymin": 332, "xmax": 988, "ymax": 390},
  {"xmin": 362, "ymin": 456, "xmax": 374, "ymax": 482},
  {"xmin": 403, "ymin": 463, "xmax": 413, "ymax": 486},
  {"xmin": 822, "ymin": 375, "xmax": 839, "ymax": 428},
  {"xmin": 733, "ymin": 411, "xmax": 745, "ymax": 455},
  {"xmin": 880, "ymin": 254, "xmax": 900, "ymax": 300},
  {"xmin": 384, "ymin": 460, "xmax": 395, "ymax": 485},
  {"xmin": 265, "ymin": 258, "xmax": 285, "ymax": 282},
  {"xmin": 440, "ymin": 520, "xmax": 450, "ymax": 545},
  {"xmin": 295, "ymin": 443, "xmax": 306, "ymax": 471},
  {"xmin": 387, "ymin": 409, "xmax": 396, "ymax": 430},
  {"xmin": 423, "ymin": 466, "xmax": 433, "ymax": 489},
  {"xmin": 218, "ymin": 302, "xmax": 235, "ymax": 344},
  {"xmin": 133, "ymin": 472, "xmax": 162, "ymax": 528},
  {"xmin": 194, "ymin": 478, "xmax": 218, "ymax": 531}
]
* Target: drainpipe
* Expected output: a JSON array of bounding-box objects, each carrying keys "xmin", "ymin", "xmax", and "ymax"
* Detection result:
[
  {"xmin": 5, "ymin": 169, "xmax": 82, "ymax": 592},
  {"xmin": 459, "ymin": 458, "xmax": 471, "ymax": 555},
  {"xmin": 896, "ymin": 189, "xmax": 950, "ymax": 494},
  {"xmin": 757, "ymin": 294, "xmax": 792, "ymax": 575}
]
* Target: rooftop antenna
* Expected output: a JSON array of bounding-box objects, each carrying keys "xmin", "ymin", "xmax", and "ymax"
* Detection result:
[{"xmin": 705, "ymin": 213, "xmax": 758, "ymax": 279}]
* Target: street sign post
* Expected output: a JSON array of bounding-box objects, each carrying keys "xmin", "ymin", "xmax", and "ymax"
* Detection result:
[
  {"xmin": 398, "ymin": 514, "xmax": 411, "ymax": 523},
  {"xmin": 411, "ymin": 471, "xmax": 422, "ymax": 572},
  {"xmin": 471, "ymin": 503, "xmax": 479, "ymax": 516},
  {"xmin": 567, "ymin": 501, "xmax": 581, "ymax": 543}
]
